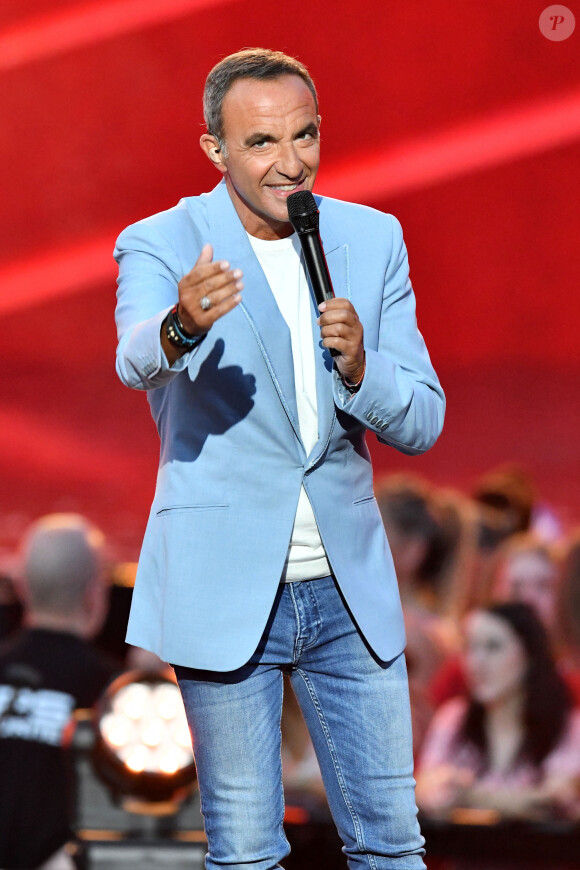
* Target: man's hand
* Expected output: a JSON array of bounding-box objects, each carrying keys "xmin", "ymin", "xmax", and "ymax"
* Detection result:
[
  {"xmin": 178, "ymin": 243, "xmax": 243, "ymax": 334},
  {"xmin": 162, "ymin": 244, "xmax": 243, "ymax": 365},
  {"xmin": 317, "ymin": 298, "xmax": 365, "ymax": 384}
]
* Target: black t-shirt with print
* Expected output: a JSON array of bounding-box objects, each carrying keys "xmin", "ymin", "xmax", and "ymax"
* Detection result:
[{"xmin": 0, "ymin": 629, "xmax": 118, "ymax": 869}]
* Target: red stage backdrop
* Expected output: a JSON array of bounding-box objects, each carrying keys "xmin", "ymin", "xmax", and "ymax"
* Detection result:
[{"xmin": 1, "ymin": 0, "xmax": 579, "ymax": 555}]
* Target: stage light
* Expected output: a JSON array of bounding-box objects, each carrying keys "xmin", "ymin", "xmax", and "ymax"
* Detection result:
[{"xmin": 92, "ymin": 670, "xmax": 196, "ymax": 804}]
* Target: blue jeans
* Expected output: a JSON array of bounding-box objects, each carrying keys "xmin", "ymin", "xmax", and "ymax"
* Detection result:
[{"xmin": 174, "ymin": 575, "xmax": 425, "ymax": 870}]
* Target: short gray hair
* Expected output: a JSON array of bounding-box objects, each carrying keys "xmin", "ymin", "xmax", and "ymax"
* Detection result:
[
  {"xmin": 22, "ymin": 514, "xmax": 104, "ymax": 616},
  {"xmin": 203, "ymin": 48, "xmax": 319, "ymax": 152}
]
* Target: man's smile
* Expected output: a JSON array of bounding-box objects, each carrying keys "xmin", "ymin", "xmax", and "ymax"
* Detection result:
[{"xmin": 266, "ymin": 180, "xmax": 306, "ymax": 197}]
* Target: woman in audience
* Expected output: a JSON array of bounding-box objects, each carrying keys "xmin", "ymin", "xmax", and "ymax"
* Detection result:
[
  {"xmin": 490, "ymin": 534, "xmax": 561, "ymax": 636},
  {"xmin": 416, "ymin": 602, "xmax": 580, "ymax": 822},
  {"xmin": 429, "ymin": 533, "xmax": 575, "ymax": 707}
]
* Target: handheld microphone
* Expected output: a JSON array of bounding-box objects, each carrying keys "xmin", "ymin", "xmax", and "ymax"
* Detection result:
[{"xmin": 287, "ymin": 190, "xmax": 339, "ymax": 357}]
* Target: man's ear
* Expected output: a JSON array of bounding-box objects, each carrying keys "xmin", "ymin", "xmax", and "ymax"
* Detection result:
[{"xmin": 200, "ymin": 134, "xmax": 226, "ymax": 174}]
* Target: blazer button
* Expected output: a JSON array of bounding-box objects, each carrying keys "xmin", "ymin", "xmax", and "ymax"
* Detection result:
[
  {"xmin": 371, "ymin": 416, "xmax": 379, "ymax": 425},
  {"xmin": 381, "ymin": 422, "xmax": 390, "ymax": 431},
  {"xmin": 365, "ymin": 411, "xmax": 374, "ymax": 421}
]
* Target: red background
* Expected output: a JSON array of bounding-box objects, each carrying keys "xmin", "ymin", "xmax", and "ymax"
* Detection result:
[{"xmin": 1, "ymin": 0, "xmax": 579, "ymax": 556}]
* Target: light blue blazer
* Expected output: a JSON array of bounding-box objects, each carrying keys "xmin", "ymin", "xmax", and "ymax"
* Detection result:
[{"xmin": 114, "ymin": 180, "xmax": 445, "ymax": 671}]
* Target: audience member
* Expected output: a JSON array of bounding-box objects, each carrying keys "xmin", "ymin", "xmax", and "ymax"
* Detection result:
[
  {"xmin": 416, "ymin": 603, "xmax": 580, "ymax": 828},
  {"xmin": 472, "ymin": 464, "xmax": 535, "ymax": 538},
  {"xmin": 432, "ymin": 489, "xmax": 481, "ymax": 622},
  {"xmin": 429, "ymin": 533, "xmax": 576, "ymax": 707},
  {"xmin": 376, "ymin": 475, "xmax": 462, "ymax": 692},
  {"xmin": 0, "ymin": 514, "xmax": 119, "ymax": 870},
  {"xmin": 559, "ymin": 532, "xmax": 580, "ymax": 701},
  {"xmin": 458, "ymin": 502, "xmax": 516, "ymax": 619},
  {"xmin": 0, "ymin": 572, "xmax": 23, "ymax": 643},
  {"xmin": 491, "ymin": 534, "xmax": 561, "ymax": 635}
]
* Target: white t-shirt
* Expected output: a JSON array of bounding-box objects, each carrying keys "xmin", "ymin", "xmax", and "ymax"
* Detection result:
[{"xmin": 248, "ymin": 232, "xmax": 331, "ymax": 582}]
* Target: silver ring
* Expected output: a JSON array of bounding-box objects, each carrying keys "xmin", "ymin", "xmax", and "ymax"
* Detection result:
[{"xmin": 200, "ymin": 295, "xmax": 212, "ymax": 311}]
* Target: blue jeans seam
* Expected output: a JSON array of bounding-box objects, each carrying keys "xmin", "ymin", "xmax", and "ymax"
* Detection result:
[
  {"xmin": 295, "ymin": 668, "xmax": 377, "ymax": 870},
  {"xmin": 287, "ymin": 582, "xmax": 304, "ymax": 663},
  {"xmin": 301, "ymin": 581, "xmax": 322, "ymax": 650},
  {"xmin": 275, "ymin": 679, "xmax": 290, "ymax": 857}
]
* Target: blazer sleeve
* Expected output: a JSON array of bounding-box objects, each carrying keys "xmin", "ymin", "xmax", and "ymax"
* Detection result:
[
  {"xmin": 333, "ymin": 215, "xmax": 445, "ymax": 456},
  {"xmin": 114, "ymin": 220, "xmax": 201, "ymax": 390}
]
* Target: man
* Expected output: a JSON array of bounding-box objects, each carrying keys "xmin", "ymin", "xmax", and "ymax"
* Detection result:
[
  {"xmin": 0, "ymin": 514, "xmax": 118, "ymax": 870},
  {"xmin": 115, "ymin": 49, "xmax": 445, "ymax": 869}
]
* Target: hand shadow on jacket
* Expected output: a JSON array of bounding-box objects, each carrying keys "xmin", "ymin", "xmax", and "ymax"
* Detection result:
[{"xmin": 161, "ymin": 338, "xmax": 257, "ymax": 464}]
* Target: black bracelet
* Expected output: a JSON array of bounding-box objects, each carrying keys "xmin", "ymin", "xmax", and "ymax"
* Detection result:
[{"xmin": 165, "ymin": 304, "xmax": 206, "ymax": 350}]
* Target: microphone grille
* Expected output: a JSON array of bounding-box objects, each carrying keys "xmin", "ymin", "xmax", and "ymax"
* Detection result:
[{"xmin": 287, "ymin": 190, "xmax": 319, "ymax": 233}]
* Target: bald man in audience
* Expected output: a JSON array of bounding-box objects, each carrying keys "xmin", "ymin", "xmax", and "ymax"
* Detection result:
[{"xmin": 0, "ymin": 514, "xmax": 118, "ymax": 870}]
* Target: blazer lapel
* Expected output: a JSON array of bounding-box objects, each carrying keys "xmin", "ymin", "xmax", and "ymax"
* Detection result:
[{"xmin": 206, "ymin": 182, "xmax": 301, "ymax": 443}]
